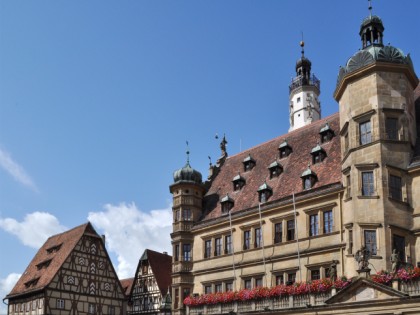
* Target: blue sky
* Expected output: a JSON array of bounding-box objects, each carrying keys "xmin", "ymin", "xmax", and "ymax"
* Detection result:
[{"xmin": 0, "ymin": 0, "xmax": 419, "ymax": 311}]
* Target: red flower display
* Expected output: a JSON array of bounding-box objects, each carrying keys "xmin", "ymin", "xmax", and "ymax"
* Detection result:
[{"xmin": 183, "ymin": 277, "xmax": 352, "ymax": 306}]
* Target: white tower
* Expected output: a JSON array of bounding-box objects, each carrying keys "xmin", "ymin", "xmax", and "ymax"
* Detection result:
[{"xmin": 289, "ymin": 41, "xmax": 321, "ymax": 131}]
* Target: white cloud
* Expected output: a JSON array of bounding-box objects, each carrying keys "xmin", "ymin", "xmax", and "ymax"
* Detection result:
[
  {"xmin": 88, "ymin": 202, "xmax": 172, "ymax": 279},
  {"xmin": 0, "ymin": 212, "xmax": 67, "ymax": 248},
  {"xmin": 0, "ymin": 148, "xmax": 37, "ymax": 191},
  {"xmin": 0, "ymin": 273, "xmax": 21, "ymax": 314}
]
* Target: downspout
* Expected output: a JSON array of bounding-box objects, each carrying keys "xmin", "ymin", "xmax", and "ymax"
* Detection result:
[{"xmin": 339, "ymin": 191, "xmax": 344, "ymax": 275}]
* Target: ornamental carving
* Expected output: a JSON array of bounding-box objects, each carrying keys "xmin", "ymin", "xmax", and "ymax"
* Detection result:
[
  {"xmin": 346, "ymin": 51, "xmax": 374, "ymax": 73},
  {"xmin": 378, "ymin": 46, "xmax": 404, "ymax": 63}
]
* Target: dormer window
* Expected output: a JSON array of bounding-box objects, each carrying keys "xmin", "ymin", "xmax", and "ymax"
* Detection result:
[
  {"xmin": 232, "ymin": 173, "xmax": 246, "ymax": 191},
  {"xmin": 221, "ymin": 194, "xmax": 234, "ymax": 214},
  {"xmin": 243, "ymin": 154, "xmax": 256, "ymax": 171},
  {"xmin": 258, "ymin": 182, "xmax": 273, "ymax": 203},
  {"xmin": 301, "ymin": 166, "xmax": 317, "ymax": 190},
  {"xmin": 268, "ymin": 161, "xmax": 283, "ymax": 179},
  {"xmin": 311, "ymin": 143, "xmax": 326, "ymax": 164},
  {"xmin": 46, "ymin": 243, "xmax": 62, "ymax": 254},
  {"xmin": 24, "ymin": 278, "xmax": 40, "ymax": 288},
  {"xmin": 279, "ymin": 140, "xmax": 292, "ymax": 159},
  {"xmin": 319, "ymin": 123, "xmax": 334, "ymax": 143},
  {"xmin": 36, "ymin": 259, "xmax": 52, "ymax": 270}
]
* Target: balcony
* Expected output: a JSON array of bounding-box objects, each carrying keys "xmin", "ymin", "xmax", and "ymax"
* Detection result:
[{"xmin": 289, "ymin": 74, "xmax": 320, "ymax": 94}]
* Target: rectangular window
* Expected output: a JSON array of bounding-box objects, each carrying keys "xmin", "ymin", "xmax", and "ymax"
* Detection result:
[
  {"xmin": 287, "ymin": 220, "xmax": 295, "ymax": 241},
  {"xmin": 204, "ymin": 285, "xmax": 212, "ymax": 294},
  {"xmin": 225, "ymin": 282, "xmax": 233, "ymax": 292},
  {"xmin": 56, "ymin": 299, "xmax": 64, "ymax": 310},
  {"xmin": 254, "ymin": 228, "xmax": 262, "ymax": 248},
  {"xmin": 386, "ymin": 117, "xmax": 398, "ymax": 140},
  {"xmin": 287, "ymin": 273, "xmax": 296, "ymax": 285},
  {"xmin": 323, "ymin": 210, "xmax": 333, "ymax": 234},
  {"xmin": 215, "ymin": 283, "xmax": 222, "ymax": 293},
  {"xmin": 274, "ymin": 222, "xmax": 282, "ymax": 243},
  {"xmin": 88, "ymin": 303, "xmax": 95, "ymax": 314},
  {"xmin": 244, "ymin": 279, "xmax": 252, "ymax": 290},
  {"xmin": 349, "ymin": 229, "xmax": 353, "ymax": 254},
  {"xmin": 344, "ymin": 133, "xmax": 349, "ymax": 152},
  {"xmin": 182, "ymin": 209, "xmax": 191, "ymax": 221},
  {"xmin": 364, "ymin": 230, "xmax": 377, "ymax": 255},
  {"xmin": 255, "ymin": 278, "xmax": 263, "ymax": 288},
  {"xmin": 243, "ymin": 230, "xmax": 251, "ymax": 250},
  {"xmin": 109, "ymin": 306, "xmax": 115, "ymax": 315},
  {"xmin": 183, "ymin": 244, "xmax": 191, "ymax": 261},
  {"xmin": 204, "ymin": 240, "xmax": 212, "ymax": 258},
  {"xmin": 275, "ymin": 275, "xmax": 284, "ymax": 285},
  {"xmin": 362, "ymin": 171, "xmax": 374, "ymax": 196},
  {"xmin": 360, "ymin": 121, "xmax": 372, "ymax": 145},
  {"xmin": 175, "ymin": 244, "xmax": 179, "ymax": 261},
  {"xmin": 309, "ymin": 214, "xmax": 319, "ymax": 236},
  {"xmin": 225, "ymin": 235, "xmax": 232, "ymax": 254},
  {"xmin": 311, "ymin": 269, "xmax": 320, "ymax": 280},
  {"xmin": 389, "ymin": 175, "xmax": 402, "ymax": 201},
  {"xmin": 175, "ymin": 210, "xmax": 180, "ymax": 222},
  {"xmin": 215, "ymin": 238, "xmax": 222, "ymax": 256},
  {"xmin": 346, "ymin": 174, "xmax": 351, "ymax": 198}
]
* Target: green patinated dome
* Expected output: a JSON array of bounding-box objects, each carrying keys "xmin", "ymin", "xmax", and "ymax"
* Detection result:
[{"xmin": 173, "ymin": 162, "xmax": 202, "ymax": 184}]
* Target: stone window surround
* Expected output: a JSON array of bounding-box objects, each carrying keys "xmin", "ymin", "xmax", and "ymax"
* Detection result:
[
  {"xmin": 305, "ymin": 261, "xmax": 337, "ymax": 280},
  {"xmin": 239, "ymin": 221, "xmax": 266, "ymax": 251},
  {"xmin": 359, "ymin": 223, "xmax": 382, "ymax": 258},
  {"xmin": 303, "ymin": 203, "xmax": 336, "ymax": 237},
  {"xmin": 271, "ymin": 267, "xmax": 299, "ymax": 286},
  {"xmin": 270, "ymin": 213, "xmax": 298, "ymax": 244},
  {"xmin": 385, "ymin": 164, "xmax": 408, "ymax": 203},
  {"xmin": 382, "ymin": 108, "xmax": 405, "ymax": 141},
  {"xmin": 240, "ymin": 273, "xmax": 266, "ymax": 289},
  {"xmin": 201, "ymin": 229, "xmax": 235, "ymax": 258},
  {"xmin": 201, "ymin": 278, "xmax": 235, "ymax": 294},
  {"xmin": 355, "ymin": 163, "xmax": 379, "ymax": 198}
]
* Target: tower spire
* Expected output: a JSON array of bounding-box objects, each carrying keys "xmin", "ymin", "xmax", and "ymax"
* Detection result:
[
  {"xmin": 368, "ymin": 0, "xmax": 372, "ymax": 17},
  {"xmin": 186, "ymin": 141, "xmax": 190, "ymax": 164}
]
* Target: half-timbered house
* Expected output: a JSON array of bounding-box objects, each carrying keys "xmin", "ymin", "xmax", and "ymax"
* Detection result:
[
  {"xmin": 129, "ymin": 250, "xmax": 172, "ymax": 315},
  {"xmin": 5, "ymin": 222, "xmax": 126, "ymax": 315}
]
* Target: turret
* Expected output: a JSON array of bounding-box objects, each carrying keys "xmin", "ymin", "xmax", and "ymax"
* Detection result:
[{"xmin": 289, "ymin": 40, "xmax": 321, "ymax": 131}]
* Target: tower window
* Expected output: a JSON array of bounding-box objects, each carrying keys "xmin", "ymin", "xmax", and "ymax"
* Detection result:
[
  {"xmin": 362, "ymin": 171, "xmax": 374, "ymax": 196},
  {"xmin": 183, "ymin": 244, "xmax": 191, "ymax": 261},
  {"xmin": 364, "ymin": 230, "xmax": 377, "ymax": 256},
  {"xmin": 297, "ymin": 97, "xmax": 301, "ymax": 103},
  {"xmin": 359, "ymin": 121, "xmax": 372, "ymax": 145},
  {"xmin": 182, "ymin": 209, "xmax": 192, "ymax": 221},
  {"xmin": 386, "ymin": 118, "xmax": 399, "ymax": 140},
  {"xmin": 389, "ymin": 174, "xmax": 402, "ymax": 201}
]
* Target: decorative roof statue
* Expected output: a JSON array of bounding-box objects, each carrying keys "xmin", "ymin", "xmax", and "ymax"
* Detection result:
[
  {"xmin": 220, "ymin": 134, "xmax": 228, "ymax": 158},
  {"xmin": 355, "ymin": 245, "xmax": 371, "ymax": 271},
  {"xmin": 329, "ymin": 260, "xmax": 338, "ymax": 282}
]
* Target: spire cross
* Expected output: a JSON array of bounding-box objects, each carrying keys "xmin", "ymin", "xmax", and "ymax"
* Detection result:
[
  {"xmin": 186, "ymin": 141, "xmax": 190, "ymax": 164},
  {"xmin": 368, "ymin": 0, "xmax": 373, "ymax": 17}
]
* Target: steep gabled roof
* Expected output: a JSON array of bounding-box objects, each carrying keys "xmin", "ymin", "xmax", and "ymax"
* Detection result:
[
  {"xmin": 202, "ymin": 113, "xmax": 342, "ymax": 221},
  {"xmin": 148, "ymin": 250, "xmax": 172, "ymax": 297},
  {"xmin": 136, "ymin": 249, "xmax": 172, "ymax": 297},
  {"xmin": 6, "ymin": 222, "xmax": 98, "ymax": 299}
]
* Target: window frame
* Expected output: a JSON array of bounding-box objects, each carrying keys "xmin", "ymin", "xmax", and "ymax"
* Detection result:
[
  {"xmin": 56, "ymin": 299, "xmax": 65, "ymax": 310},
  {"xmin": 364, "ymin": 230, "xmax": 377, "ymax": 256},
  {"xmin": 389, "ymin": 174, "xmax": 403, "ymax": 201},
  {"xmin": 359, "ymin": 120, "xmax": 372, "ymax": 145}
]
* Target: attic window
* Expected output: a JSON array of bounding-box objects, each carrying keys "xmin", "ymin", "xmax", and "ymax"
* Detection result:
[
  {"xmin": 220, "ymin": 194, "xmax": 234, "ymax": 214},
  {"xmin": 24, "ymin": 278, "xmax": 40, "ymax": 288},
  {"xmin": 46, "ymin": 243, "xmax": 62, "ymax": 254},
  {"xmin": 232, "ymin": 173, "xmax": 246, "ymax": 191},
  {"xmin": 279, "ymin": 140, "xmax": 292, "ymax": 158},
  {"xmin": 268, "ymin": 161, "xmax": 283, "ymax": 179},
  {"xmin": 301, "ymin": 166, "xmax": 317, "ymax": 190},
  {"xmin": 243, "ymin": 154, "xmax": 256, "ymax": 171},
  {"xmin": 311, "ymin": 143, "xmax": 326, "ymax": 164},
  {"xmin": 258, "ymin": 182, "xmax": 273, "ymax": 203},
  {"xmin": 36, "ymin": 259, "xmax": 52, "ymax": 270},
  {"xmin": 319, "ymin": 123, "xmax": 334, "ymax": 143}
]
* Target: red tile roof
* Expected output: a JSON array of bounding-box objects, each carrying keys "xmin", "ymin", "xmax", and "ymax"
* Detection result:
[
  {"xmin": 6, "ymin": 223, "xmax": 100, "ymax": 299},
  {"xmin": 145, "ymin": 250, "xmax": 172, "ymax": 297},
  {"xmin": 120, "ymin": 277, "xmax": 135, "ymax": 297},
  {"xmin": 202, "ymin": 113, "xmax": 342, "ymax": 221}
]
